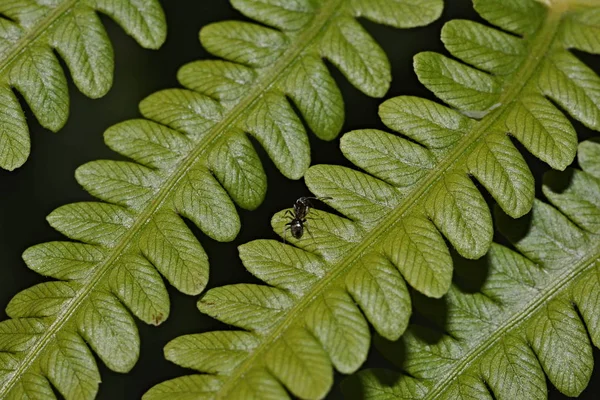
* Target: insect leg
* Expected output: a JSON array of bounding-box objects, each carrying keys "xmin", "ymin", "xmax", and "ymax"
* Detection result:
[
  {"xmin": 284, "ymin": 209, "xmax": 295, "ymax": 218},
  {"xmin": 306, "ymin": 212, "xmax": 324, "ymax": 221},
  {"xmin": 283, "ymin": 222, "xmax": 292, "ymax": 243},
  {"xmin": 304, "ymin": 218, "xmax": 316, "ymax": 241}
]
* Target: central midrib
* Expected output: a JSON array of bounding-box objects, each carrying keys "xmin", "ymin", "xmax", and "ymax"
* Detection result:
[
  {"xmin": 216, "ymin": 3, "xmax": 567, "ymax": 396},
  {"xmin": 0, "ymin": 0, "xmax": 345, "ymax": 395}
]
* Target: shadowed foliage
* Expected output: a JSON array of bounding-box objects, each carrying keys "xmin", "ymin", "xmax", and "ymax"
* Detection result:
[{"xmin": 343, "ymin": 139, "xmax": 600, "ymax": 400}]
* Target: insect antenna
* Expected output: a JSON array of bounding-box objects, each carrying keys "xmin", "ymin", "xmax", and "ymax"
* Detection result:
[{"xmin": 302, "ymin": 196, "xmax": 332, "ymax": 202}]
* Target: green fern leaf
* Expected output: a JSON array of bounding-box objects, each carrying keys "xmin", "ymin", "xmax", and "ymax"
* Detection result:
[
  {"xmin": 0, "ymin": 1, "xmax": 443, "ymax": 398},
  {"xmin": 145, "ymin": 1, "xmax": 600, "ymax": 398},
  {"xmin": 342, "ymin": 138, "xmax": 600, "ymax": 399},
  {"xmin": 0, "ymin": 0, "xmax": 166, "ymax": 171},
  {"xmin": 295, "ymin": 0, "xmax": 600, "ymax": 298}
]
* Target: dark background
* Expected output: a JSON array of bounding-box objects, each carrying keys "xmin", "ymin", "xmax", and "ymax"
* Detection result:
[{"xmin": 0, "ymin": 0, "xmax": 599, "ymax": 398}]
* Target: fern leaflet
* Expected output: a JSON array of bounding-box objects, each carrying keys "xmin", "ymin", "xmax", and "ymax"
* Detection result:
[
  {"xmin": 145, "ymin": 0, "xmax": 600, "ymax": 399},
  {"xmin": 0, "ymin": 0, "xmax": 167, "ymax": 171},
  {"xmin": 342, "ymin": 138, "xmax": 600, "ymax": 399},
  {"xmin": 0, "ymin": 0, "xmax": 443, "ymax": 398}
]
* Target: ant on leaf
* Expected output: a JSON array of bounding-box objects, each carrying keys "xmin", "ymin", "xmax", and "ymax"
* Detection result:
[{"xmin": 283, "ymin": 196, "xmax": 332, "ymax": 242}]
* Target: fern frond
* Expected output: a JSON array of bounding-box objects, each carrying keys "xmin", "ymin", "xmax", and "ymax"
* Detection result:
[
  {"xmin": 0, "ymin": 0, "xmax": 166, "ymax": 171},
  {"xmin": 144, "ymin": 1, "xmax": 600, "ymax": 399},
  {"xmin": 294, "ymin": 0, "xmax": 600, "ymax": 298},
  {"xmin": 0, "ymin": 1, "xmax": 443, "ymax": 398},
  {"xmin": 341, "ymin": 138, "xmax": 600, "ymax": 399}
]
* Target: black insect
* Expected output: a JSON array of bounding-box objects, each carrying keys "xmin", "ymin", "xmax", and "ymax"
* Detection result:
[{"xmin": 283, "ymin": 196, "xmax": 331, "ymax": 241}]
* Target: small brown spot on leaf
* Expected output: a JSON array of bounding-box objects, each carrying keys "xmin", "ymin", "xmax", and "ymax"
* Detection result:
[{"xmin": 152, "ymin": 312, "xmax": 165, "ymax": 326}]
